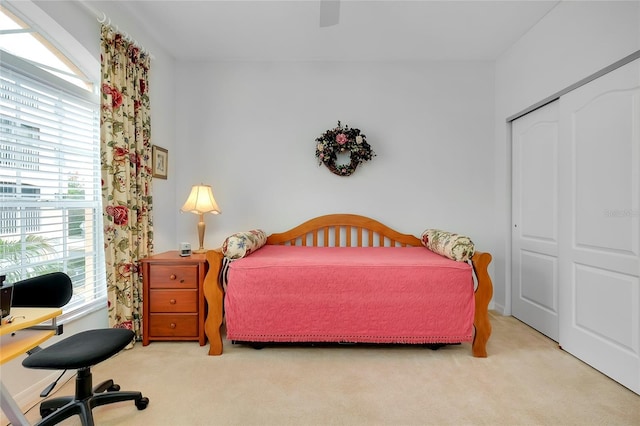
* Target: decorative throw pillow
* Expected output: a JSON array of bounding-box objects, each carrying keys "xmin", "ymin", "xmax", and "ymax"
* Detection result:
[
  {"xmin": 421, "ymin": 229, "xmax": 475, "ymax": 262},
  {"xmin": 222, "ymin": 229, "xmax": 267, "ymax": 260}
]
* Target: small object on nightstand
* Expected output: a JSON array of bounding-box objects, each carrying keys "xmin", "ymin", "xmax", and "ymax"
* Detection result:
[{"xmin": 179, "ymin": 242, "xmax": 191, "ymax": 257}]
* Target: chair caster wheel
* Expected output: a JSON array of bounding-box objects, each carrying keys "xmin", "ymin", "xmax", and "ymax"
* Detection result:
[
  {"xmin": 135, "ymin": 396, "xmax": 149, "ymax": 410},
  {"xmin": 107, "ymin": 384, "xmax": 121, "ymax": 392}
]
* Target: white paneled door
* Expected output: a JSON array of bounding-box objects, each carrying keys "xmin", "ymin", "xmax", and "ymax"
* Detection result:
[
  {"xmin": 558, "ymin": 59, "xmax": 640, "ymax": 394},
  {"xmin": 512, "ymin": 101, "xmax": 560, "ymax": 341}
]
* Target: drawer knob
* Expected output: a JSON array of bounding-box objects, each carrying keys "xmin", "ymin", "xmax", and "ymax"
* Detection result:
[
  {"xmin": 170, "ymin": 323, "xmax": 176, "ymax": 329},
  {"xmin": 169, "ymin": 299, "xmax": 176, "ymax": 304},
  {"xmin": 169, "ymin": 274, "xmax": 177, "ymax": 280}
]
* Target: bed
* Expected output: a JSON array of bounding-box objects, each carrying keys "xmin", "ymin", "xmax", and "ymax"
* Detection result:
[{"xmin": 203, "ymin": 214, "xmax": 493, "ymax": 357}]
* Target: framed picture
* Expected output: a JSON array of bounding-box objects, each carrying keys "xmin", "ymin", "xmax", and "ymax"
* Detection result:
[{"xmin": 152, "ymin": 145, "xmax": 168, "ymax": 179}]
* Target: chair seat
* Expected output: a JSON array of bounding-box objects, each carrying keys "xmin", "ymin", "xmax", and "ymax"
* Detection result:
[{"xmin": 23, "ymin": 329, "xmax": 134, "ymax": 370}]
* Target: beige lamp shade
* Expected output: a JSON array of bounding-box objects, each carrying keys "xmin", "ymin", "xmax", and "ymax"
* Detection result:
[
  {"xmin": 181, "ymin": 184, "xmax": 221, "ymax": 215},
  {"xmin": 181, "ymin": 184, "xmax": 221, "ymax": 253}
]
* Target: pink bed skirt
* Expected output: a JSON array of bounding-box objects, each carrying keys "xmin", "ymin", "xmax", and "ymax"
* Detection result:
[{"xmin": 225, "ymin": 246, "xmax": 475, "ymax": 344}]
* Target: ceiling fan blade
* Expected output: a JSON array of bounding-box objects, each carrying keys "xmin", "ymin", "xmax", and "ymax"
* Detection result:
[{"xmin": 319, "ymin": 0, "xmax": 340, "ymax": 27}]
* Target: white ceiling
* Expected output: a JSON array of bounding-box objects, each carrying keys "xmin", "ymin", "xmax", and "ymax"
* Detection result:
[{"xmin": 116, "ymin": 0, "xmax": 561, "ymax": 61}]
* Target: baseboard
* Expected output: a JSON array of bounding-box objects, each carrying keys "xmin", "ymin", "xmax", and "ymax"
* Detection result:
[{"xmin": 492, "ymin": 301, "xmax": 506, "ymax": 316}]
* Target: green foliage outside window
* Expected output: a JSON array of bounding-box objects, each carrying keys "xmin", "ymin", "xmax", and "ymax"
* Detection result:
[{"xmin": 0, "ymin": 235, "xmax": 57, "ymax": 284}]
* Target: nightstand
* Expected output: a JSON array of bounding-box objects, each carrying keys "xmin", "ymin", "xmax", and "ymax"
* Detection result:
[{"xmin": 141, "ymin": 251, "xmax": 208, "ymax": 345}]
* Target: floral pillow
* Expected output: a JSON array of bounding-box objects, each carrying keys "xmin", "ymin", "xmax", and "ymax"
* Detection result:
[
  {"xmin": 421, "ymin": 229, "xmax": 475, "ymax": 262},
  {"xmin": 222, "ymin": 229, "xmax": 267, "ymax": 259}
]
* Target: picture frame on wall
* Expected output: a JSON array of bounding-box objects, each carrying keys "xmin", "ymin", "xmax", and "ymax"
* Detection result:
[{"xmin": 152, "ymin": 145, "xmax": 168, "ymax": 179}]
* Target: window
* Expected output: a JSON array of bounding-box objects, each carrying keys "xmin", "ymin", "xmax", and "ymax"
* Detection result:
[
  {"xmin": 0, "ymin": 6, "xmax": 105, "ymax": 319},
  {"xmin": 0, "ymin": 4, "xmax": 93, "ymax": 90}
]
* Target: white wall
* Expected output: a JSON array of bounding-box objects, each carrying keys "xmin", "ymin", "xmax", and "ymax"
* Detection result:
[
  {"xmin": 174, "ymin": 61, "xmax": 496, "ymax": 256},
  {"xmin": 494, "ymin": 0, "xmax": 640, "ymax": 314}
]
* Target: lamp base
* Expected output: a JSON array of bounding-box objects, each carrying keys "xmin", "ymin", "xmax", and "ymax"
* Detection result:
[{"xmin": 194, "ymin": 218, "xmax": 207, "ymax": 254}]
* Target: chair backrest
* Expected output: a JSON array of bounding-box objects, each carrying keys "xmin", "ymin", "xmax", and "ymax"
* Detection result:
[{"xmin": 11, "ymin": 272, "xmax": 73, "ymax": 308}]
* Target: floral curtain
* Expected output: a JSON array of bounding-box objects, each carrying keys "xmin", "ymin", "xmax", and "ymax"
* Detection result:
[{"xmin": 100, "ymin": 25, "xmax": 153, "ymax": 339}]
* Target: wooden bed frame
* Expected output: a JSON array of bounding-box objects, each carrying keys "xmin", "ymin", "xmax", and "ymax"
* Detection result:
[{"xmin": 203, "ymin": 214, "xmax": 493, "ymax": 357}]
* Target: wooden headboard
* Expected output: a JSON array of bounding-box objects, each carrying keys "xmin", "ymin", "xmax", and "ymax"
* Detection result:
[
  {"xmin": 203, "ymin": 213, "xmax": 493, "ymax": 356},
  {"xmin": 266, "ymin": 213, "xmax": 422, "ymax": 247}
]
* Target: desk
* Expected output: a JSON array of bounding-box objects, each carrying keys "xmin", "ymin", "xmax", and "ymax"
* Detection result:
[{"xmin": 1, "ymin": 307, "xmax": 62, "ymax": 426}]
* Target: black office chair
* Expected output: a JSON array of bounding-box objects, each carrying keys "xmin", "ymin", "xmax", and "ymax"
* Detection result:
[{"xmin": 13, "ymin": 272, "xmax": 149, "ymax": 426}]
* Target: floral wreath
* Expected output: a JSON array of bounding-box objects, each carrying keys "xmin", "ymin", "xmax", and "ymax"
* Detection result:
[{"xmin": 315, "ymin": 121, "xmax": 376, "ymax": 177}]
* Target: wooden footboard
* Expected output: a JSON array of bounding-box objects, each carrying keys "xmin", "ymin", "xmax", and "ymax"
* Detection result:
[
  {"xmin": 471, "ymin": 251, "xmax": 493, "ymax": 358},
  {"xmin": 203, "ymin": 214, "xmax": 493, "ymax": 356},
  {"xmin": 204, "ymin": 248, "xmax": 224, "ymax": 355}
]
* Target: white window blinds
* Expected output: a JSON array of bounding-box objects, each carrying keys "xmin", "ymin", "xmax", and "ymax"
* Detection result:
[{"xmin": 0, "ymin": 50, "xmax": 106, "ymax": 319}]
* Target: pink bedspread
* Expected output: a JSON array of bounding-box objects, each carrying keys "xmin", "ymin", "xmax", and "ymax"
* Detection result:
[{"xmin": 225, "ymin": 246, "xmax": 475, "ymax": 344}]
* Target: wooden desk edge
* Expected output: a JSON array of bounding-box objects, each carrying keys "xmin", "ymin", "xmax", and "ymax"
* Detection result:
[
  {"xmin": 1, "ymin": 329, "xmax": 56, "ymax": 364},
  {"xmin": 0, "ymin": 307, "xmax": 62, "ymax": 336}
]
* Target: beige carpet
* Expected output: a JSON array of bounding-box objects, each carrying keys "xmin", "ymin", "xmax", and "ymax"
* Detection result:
[{"xmin": 23, "ymin": 312, "xmax": 640, "ymax": 425}]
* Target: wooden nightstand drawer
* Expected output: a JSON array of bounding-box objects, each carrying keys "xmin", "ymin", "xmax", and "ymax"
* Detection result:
[
  {"xmin": 149, "ymin": 289, "xmax": 197, "ymax": 313},
  {"xmin": 149, "ymin": 264, "xmax": 198, "ymax": 289},
  {"xmin": 141, "ymin": 251, "xmax": 208, "ymax": 346},
  {"xmin": 149, "ymin": 314, "xmax": 198, "ymax": 337}
]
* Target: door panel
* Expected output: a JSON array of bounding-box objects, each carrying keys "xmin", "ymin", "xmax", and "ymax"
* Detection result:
[
  {"xmin": 559, "ymin": 58, "xmax": 640, "ymax": 394},
  {"xmin": 573, "ymin": 264, "xmax": 638, "ymax": 351},
  {"xmin": 512, "ymin": 101, "xmax": 559, "ymax": 340},
  {"xmin": 520, "ymin": 251, "xmax": 558, "ymax": 313},
  {"xmin": 573, "ymin": 90, "xmax": 639, "ymax": 254}
]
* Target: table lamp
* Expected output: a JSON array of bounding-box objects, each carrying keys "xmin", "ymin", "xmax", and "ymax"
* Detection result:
[{"xmin": 181, "ymin": 184, "xmax": 221, "ymax": 253}]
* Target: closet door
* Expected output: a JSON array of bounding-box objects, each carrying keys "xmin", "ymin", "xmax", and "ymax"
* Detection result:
[
  {"xmin": 512, "ymin": 101, "xmax": 560, "ymax": 340},
  {"xmin": 558, "ymin": 58, "xmax": 640, "ymax": 394}
]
